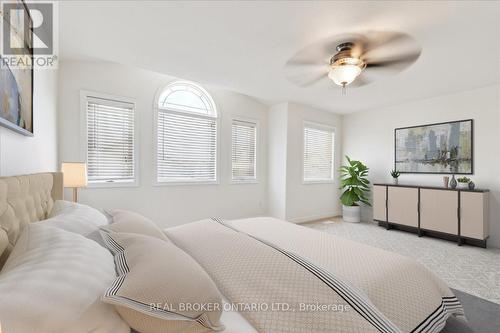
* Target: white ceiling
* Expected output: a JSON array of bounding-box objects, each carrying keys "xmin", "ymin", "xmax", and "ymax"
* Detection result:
[{"xmin": 59, "ymin": 1, "xmax": 500, "ymax": 114}]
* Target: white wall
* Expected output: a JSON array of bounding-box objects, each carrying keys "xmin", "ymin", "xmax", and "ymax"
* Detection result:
[
  {"xmin": 267, "ymin": 102, "xmax": 342, "ymax": 223},
  {"xmin": 57, "ymin": 60, "xmax": 498, "ymax": 245},
  {"xmin": 267, "ymin": 103, "xmax": 288, "ymax": 219},
  {"xmin": 342, "ymin": 85, "xmax": 500, "ymax": 248},
  {"xmin": 58, "ymin": 60, "xmax": 268, "ymax": 227},
  {"xmin": 0, "ymin": 68, "xmax": 58, "ymax": 176},
  {"xmin": 286, "ymin": 103, "xmax": 342, "ymax": 222}
]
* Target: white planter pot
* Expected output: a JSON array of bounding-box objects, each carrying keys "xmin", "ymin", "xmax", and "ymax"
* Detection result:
[
  {"xmin": 458, "ymin": 182, "xmax": 469, "ymax": 189},
  {"xmin": 342, "ymin": 205, "xmax": 361, "ymax": 223}
]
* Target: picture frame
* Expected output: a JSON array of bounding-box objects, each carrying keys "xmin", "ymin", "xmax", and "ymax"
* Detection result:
[
  {"xmin": 394, "ymin": 119, "xmax": 473, "ymax": 174},
  {"xmin": 0, "ymin": 0, "xmax": 34, "ymax": 136}
]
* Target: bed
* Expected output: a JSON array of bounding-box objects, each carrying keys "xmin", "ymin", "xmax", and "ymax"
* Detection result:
[
  {"xmin": 0, "ymin": 172, "xmax": 466, "ymax": 333},
  {"xmin": 0, "ymin": 172, "xmax": 63, "ymax": 267}
]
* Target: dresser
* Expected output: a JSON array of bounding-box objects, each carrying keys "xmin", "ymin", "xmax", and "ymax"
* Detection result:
[{"xmin": 373, "ymin": 183, "xmax": 489, "ymax": 248}]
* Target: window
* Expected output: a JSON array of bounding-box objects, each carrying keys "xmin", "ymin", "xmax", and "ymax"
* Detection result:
[
  {"xmin": 232, "ymin": 119, "xmax": 257, "ymax": 182},
  {"xmin": 82, "ymin": 91, "xmax": 137, "ymax": 186},
  {"xmin": 156, "ymin": 81, "xmax": 218, "ymax": 183},
  {"xmin": 303, "ymin": 123, "xmax": 335, "ymax": 182}
]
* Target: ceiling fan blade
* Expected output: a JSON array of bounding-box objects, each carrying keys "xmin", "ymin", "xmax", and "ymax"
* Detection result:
[
  {"xmin": 286, "ymin": 59, "xmax": 325, "ymax": 67},
  {"xmin": 284, "ymin": 31, "xmax": 420, "ymax": 88},
  {"xmin": 361, "ymin": 31, "xmax": 411, "ymax": 55},
  {"xmin": 287, "ymin": 72, "xmax": 328, "ymax": 87},
  {"xmin": 366, "ymin": 51, "xmax": 420, "ymax": 70},
  {"xmin": 349, "ymin": 74, "xmax": 373, "ymax": 88},
  {"xmin": 322, "ymin": 34, "xmax": 366, "ymax": 58},
  {"xmin": 286, "ymin": 33, "xmax": 365, "ymax": 67},
  {"xmin": 361, "ymin": 31, "xmax": 421, "ymax": 68},
  {"xmin": 285, "ymin": 55, "xmax": 329, "ymax": 87}
]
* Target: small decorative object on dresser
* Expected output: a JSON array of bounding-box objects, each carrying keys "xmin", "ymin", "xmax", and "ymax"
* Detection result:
[
  {"xmin": 390, "ymin": 169, "xmax": 400, "ymax": 185},
  {"xmin": 339, "ymin": 156, "xmax": 370, "ymax": 223},
  {"xmin": 457, "ymin": 176, "xmax": 471, "ymax": 189},
  {"xmin": 468, "ymin": 181, "xmax": 476, "ymax": 190},
  {"xmin": 443, "ymin": 176, "xmax": 449, "ymax": 188},
  {"xmin": 450, "ymin": 175, "xmax": 458, "ymax": 189}
]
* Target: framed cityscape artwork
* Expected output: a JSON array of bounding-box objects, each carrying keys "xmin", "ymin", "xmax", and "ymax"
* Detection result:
[{"xmin": 395, "ymin": 119, "xmax": 473, "ymax": 174}]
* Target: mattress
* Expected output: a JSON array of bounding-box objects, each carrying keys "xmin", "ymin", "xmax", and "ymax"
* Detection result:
[{"xmin": 166, "ymin": 217, "xmax": 466, "ymax": 333}]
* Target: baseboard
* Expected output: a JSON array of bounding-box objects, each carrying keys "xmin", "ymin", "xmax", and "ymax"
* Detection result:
[{"xmin": 288, "ymin": 212, "xmax": 339, "ymax": 224}]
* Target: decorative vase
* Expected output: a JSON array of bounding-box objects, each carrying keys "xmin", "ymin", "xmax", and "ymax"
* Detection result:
[
  {"xmin": 443, "ymin": 176, "xmax": 449, "ymax": 188},
  {"xmin": 450, "ymin": 175, "xmax": 457, "ymax": 189},
  {"xmin": 342, "ymin": 205, "xmax": 361, "ymax": 223},
  {"xmin": 468, "ymin": 181, "xmax": 475, "ymax": 190},
  {"xmin": 392, "ymin": 178, "xmax": 399, "ymax": 185}
]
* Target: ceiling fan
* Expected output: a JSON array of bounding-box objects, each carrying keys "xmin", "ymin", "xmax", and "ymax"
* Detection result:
[{"xmin": 284, "ymin": 31, "xmax": 421, "ymax": 93}]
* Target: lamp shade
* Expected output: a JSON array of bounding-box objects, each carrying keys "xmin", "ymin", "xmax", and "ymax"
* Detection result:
[{"xmin": 61, "ymin": 162, "xmax": 88, "ymax": 188}]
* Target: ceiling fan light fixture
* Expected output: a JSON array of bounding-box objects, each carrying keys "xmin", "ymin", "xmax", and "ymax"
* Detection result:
[
  {"xmin": 328, "ymin": 64, "xmax": 362, "ymax": 86},
  {"xmin": 328, "ymin": 57, "xmax": 365, "ymax": 87}
]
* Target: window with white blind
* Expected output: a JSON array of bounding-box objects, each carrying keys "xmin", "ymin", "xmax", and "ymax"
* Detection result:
[
  {"xmin": 303, "ymin": 123, "xmax": 335, "ymax": 183},
  {"xmin": 83, "ymin": 92, "xmax": 137, "ymax": 186},
  {"xmin": 232, "ymin": 119, "xmax": 257, "ymax": 182},
  {"xmin": 156, "ymin": 81, "xmax": 218, "ymax": 183}
]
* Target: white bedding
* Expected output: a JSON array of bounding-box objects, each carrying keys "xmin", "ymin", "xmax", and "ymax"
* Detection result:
[
  {"xmin": 166, "ymin": 217, "xmax": 465, "ymax": 333},
  {"xmin": 0, "ymin": 201, "xmax": 464, "ymax": 333},
  {"xmin": 220, "ymin": 297, "xmax": 258, "ymax": 333},
  {"xmin": 0, "ymin": 223, "xmax": 129, "ymax": 333},
  {"xmin": 128, "ymin": 298, "xmax": 258, "ymax": 333}
]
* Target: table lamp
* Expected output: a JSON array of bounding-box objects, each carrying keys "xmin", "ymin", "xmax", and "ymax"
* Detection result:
[{"xmin": 61, "ymin": 162, "xmax": 88, "ymax": 202}]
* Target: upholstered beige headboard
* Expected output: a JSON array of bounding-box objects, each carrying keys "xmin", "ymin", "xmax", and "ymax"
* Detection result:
[{"xmin": 0, "ymin": 172, "xmax": 63, "ymax": 267}]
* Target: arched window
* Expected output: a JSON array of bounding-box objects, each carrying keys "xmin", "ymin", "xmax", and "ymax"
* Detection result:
[{"xmin": 156, "ymin": 81, "xmax": 218, "ymax": 183}]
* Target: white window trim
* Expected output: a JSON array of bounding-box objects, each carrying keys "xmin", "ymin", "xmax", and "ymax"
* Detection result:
[
  {"xmin": 157, "ymin": 80, "xmax": 217, "ymax": 117},
  {"xmin": 230, "ymin": 116, "xmax": 260, "ymax": 184},
  {"xmin": 152, "ymin": 82, "xmax": 220, "ymax": 186},
  {"xmin": 80, "ymin": 90, "xmax": 140, "ymax": 188},
  {"xmin": 302, "ymin": 120, "xmax": 336, "ymax": 185}
]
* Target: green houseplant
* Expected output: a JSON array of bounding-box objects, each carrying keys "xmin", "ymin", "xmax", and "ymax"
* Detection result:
[
  {"xmin": 339, "ymin": 156, "xmax": 370, "ymax": 223},
  {"xmin": 457, "ymin": 176, "xmax": 471, "ymax": 189},
  {"xmin": 390, "ymin": 169, "xmax": 401, "ymax": 185}
]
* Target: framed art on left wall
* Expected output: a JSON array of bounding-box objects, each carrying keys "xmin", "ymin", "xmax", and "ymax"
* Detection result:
[{"xmin": 0, "ymin": 0, "xmax": 34, "ymax": 136}]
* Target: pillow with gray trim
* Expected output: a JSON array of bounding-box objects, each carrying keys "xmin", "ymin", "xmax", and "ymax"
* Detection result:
[
  {"xmin": 104, "ymin": 209, "xmax": 169, "ymax": 241},
  {"xmin": 101, "ymin": 230, "xmax": 225, "ymax": 333}
]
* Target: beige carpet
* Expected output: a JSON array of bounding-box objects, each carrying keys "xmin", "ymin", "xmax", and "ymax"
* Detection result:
[{"xmin": 304, "ymin": 218, "xmax": 500, "ymax": 304}]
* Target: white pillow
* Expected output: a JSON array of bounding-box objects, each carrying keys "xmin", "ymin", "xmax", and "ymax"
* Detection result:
[
  {"xmin": 41, "ymin": 200, "xmax": 108, "ymax": 237},
  {"xmin": 103, "ymin": 209, "xmax": 169, "ymax": 241},
  {"xmin": 48, "ymin": 199, "xmax": 80, "ymax": 217},
  {"xmin": 0, "ymin": 224, "xmax": 130, "ymax": 333}
]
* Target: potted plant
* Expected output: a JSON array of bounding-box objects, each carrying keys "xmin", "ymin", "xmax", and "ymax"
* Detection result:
[
  {"xmin": 390, "ymin": 170, "xmax": 400, "ymax": 185},
  {"xmin": 457, "ymin": 176, "xmax": 471, "ymax": 189},
  {"xmin": 339, "ymin": 156, "xmax": 371, "ymax": 223}
]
